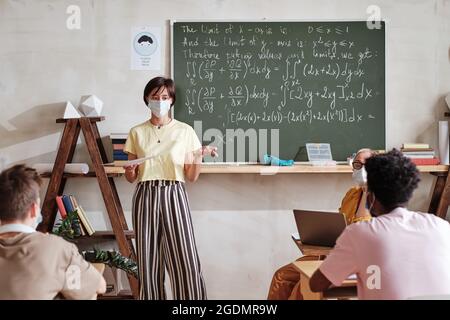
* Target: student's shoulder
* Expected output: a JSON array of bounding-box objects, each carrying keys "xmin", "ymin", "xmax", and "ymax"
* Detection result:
[
  {"xmin": 33, "ymin": 231, "xmax": 73, "ymax": 244},
  {"xmin": 344, "ymin": 216, "xmax": 375, "ymax": 234},
  {"xmin": 416, "ymin": 211, "xmax": 450, "ymax": 229},
  {"xmin": 29, "ymin": 232, "xmax": 78, "ymax": 255}
]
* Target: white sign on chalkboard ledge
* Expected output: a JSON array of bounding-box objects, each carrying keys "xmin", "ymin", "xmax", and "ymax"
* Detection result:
[{"xmin": 306, "ymin": 143, "xmax": 337, "ymax": 166}]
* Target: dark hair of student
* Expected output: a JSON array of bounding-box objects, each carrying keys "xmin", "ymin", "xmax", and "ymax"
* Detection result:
[
  {"xmin": 365, "ymin": 149, "xmax": 421, "ymax": 211},
  {"xmin": 0, "ymin": 164, "xmax": 42, "ymax": 222},
  {"xmin": 143, "ymin": 77, "xmax": 176, "ymax": 106}
]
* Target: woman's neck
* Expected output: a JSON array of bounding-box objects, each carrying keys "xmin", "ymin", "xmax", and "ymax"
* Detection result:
[{"xmin": 150, "ymin": 115, "xmax": 171, "ymax": 126}]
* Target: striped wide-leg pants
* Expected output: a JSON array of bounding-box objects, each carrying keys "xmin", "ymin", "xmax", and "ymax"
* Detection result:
[{"xmin": 132, "ymin": 180, "xmax": 207, "ymax": 300}]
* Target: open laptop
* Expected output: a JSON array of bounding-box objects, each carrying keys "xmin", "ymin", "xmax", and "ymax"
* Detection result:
[{"xmin": 293, "ymin": 209, "xmax": 347, "ymax": 247}]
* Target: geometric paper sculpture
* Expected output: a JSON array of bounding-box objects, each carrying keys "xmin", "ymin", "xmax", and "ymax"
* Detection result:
[
  {"xmin": 63, "ymin": 101, "xmax": 81, "ymax": 119},
  {"xmin": 78, "ymin": 94, "xmax": 103, "ymax": 117}
]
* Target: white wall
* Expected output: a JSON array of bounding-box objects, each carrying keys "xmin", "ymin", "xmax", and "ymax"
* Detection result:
[{"xmin": 0, "ymin": 0, "xmax": 449, "ymax": 299}]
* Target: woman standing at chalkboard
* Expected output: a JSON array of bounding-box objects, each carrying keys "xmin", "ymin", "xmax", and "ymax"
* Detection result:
[{"xmin": 123, "ymin": 76, "xmax": 217, "ymax": 300}]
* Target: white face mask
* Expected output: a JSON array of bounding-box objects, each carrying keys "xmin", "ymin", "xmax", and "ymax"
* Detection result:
[
  {"xmin": 148, "ymin": 100, "xmax": 171, "ymax": 118},
  {"xmin": 32, "ymin": 206, "xmax": 43, "ymax": 230},
  {"xmin": 352, "ymin": 167, "xmax": 367, "ymax": 186}
]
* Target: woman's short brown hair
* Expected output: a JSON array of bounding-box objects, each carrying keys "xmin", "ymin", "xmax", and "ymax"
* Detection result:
[
  {"xmin": 0, "ymin": 164, "xmax": 42, "ymax": 222},
  {"xmin": 143, "ymin": 77, "xmax": 176, "ymax": 106}
]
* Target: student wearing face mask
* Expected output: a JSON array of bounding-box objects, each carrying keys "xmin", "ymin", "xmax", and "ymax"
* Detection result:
[
  {"xmin": 123, "ymin": 77, "xmax": 217, "ymax": 300},
  {"xmin": 0, "ymin": 165, "xmax": 106, "ymax": 299},
  {"xmin": 310, "ymin": 149, "xmax": 450, "ymax": 299},
  {"xmin": 267, "ymin": 148, "xmax": 374, "ymax": 300}
]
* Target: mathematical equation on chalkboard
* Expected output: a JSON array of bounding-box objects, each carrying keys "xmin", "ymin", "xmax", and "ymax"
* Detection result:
[
  {"xmin": 174, "ymin": 22, "xmax": 381, "ymax": 126},
  {"xmin": 172, "ymin": 21, "xmax": 385, "ymax": 161}
]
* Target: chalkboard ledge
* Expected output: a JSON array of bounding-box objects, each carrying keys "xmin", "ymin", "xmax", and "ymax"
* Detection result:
[
  {"xmin": 199, "ymin": 164, "xmax": 448, "ymax": 174},
  {"xmin": 46, "ymin": 164, "xmax": 447, "ymax": 175}
]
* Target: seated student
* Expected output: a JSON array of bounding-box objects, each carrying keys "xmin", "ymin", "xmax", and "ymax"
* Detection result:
[
  {"xmin": 0, "ymin": 164, "xmax": 107, "ymax": 299},
  {"xmin": 267, "ymin": 149, "xmax": 374, "ymax": 300},
  {"xmin": 310, "ymin": 149, "xmax": 450, "ymax": 299}
]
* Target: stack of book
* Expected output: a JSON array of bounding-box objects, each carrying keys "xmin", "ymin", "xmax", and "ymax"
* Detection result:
[
  {"xmin": 55, "ymin": 194, "xmax": 95, "ymax": 236},
  {"xmin": 401, "ymin": 143, "xmax": 440, "ymax": 165},
  {"xmin": 110, "ymin": 133, "xmax": 128, "ymax": 162}
]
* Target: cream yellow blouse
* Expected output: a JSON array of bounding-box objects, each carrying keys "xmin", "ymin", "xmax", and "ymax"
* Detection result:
[{"xmin": 124, "ymin": 119, "xmax": 201, "ymax": 182}]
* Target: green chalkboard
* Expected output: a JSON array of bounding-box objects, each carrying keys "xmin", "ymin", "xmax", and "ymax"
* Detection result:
[{"xmin": 172, "ymin": 21, "xmax": 385, "ymax": 161}]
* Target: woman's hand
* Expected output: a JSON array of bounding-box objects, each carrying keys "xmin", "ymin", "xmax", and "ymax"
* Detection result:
[
  {"xmin": 184, "ymin": 146, "xmax": 218, "ymax": 182},
  {"xmin": 123, "ymin": 164, "xmax": 139, "ymax": 183},
  {"xmin": 200, "ymin": 145, "xmax": 218, "ymax": 158},
  {"xmin": 123, "ymin": 164, "xmax": 139, "ymax": 173},
  {"xmin": 123, "ymin": 154, "xmax": 139, "ymax": 183},
  {"xmin": 189, "ymin": 146, "xmax": 219, "ymax": 164},
  {"xmin": 123, "ymin": 164, "xmax": 139, "ymax": 172}
]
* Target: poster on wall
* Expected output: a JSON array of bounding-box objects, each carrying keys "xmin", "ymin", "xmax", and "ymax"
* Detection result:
[{"xmin": 130, "ymin": 26, "xmax": 162, "ymax": 70}]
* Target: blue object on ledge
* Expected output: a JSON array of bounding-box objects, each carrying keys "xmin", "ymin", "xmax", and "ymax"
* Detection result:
[{"xmin": 262, "ymin": 154, "xmax": 294, "ymax": 166}]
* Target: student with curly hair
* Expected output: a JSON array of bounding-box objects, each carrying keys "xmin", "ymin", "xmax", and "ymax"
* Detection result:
[
  {"xmin": 310, "ymin": 149, "xmax": 450, "ymax": 299},
  {"xmin": 267, "ymin": 148, "xmax": 373, "ymax": 300}
]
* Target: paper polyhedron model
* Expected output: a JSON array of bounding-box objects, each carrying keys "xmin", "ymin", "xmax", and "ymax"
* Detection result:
[
  {"xmin": 78, "ymin": 94, "xmax": 103, "ymax": 117},
  {"xmin": 63, "ymin": 101, "xmax": 81, "ymax": 119}
]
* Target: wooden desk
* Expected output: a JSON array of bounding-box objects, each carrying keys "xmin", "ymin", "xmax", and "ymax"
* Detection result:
[
  {"xmin": 292, "ymin": 236, "xmax": 332, "ymax": 257},
  {"xmin": 293, "ymin": 260, "xmax": 357, "ymax": 300}
]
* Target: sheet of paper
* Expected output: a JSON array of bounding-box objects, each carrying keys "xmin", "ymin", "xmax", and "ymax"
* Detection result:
[{"xmin": 120, "ymin": 155, "xmax": 158, "ymax": 167}]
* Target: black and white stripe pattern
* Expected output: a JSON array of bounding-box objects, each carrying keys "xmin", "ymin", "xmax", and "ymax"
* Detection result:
[{"xmin": 132, "ymin": 180, "xmax": 207, "ymax": 300}]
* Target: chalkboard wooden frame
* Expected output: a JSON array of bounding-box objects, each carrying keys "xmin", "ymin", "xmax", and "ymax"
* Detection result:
[{"xmin": 170, "ymin": 19, "xmax": 386, "ymax": 162}]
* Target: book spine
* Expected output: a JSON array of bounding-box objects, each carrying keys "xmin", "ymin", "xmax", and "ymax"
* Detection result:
[
  {"xmin": 78, "ymin": 206, "xmax": 95, "ymax": 235},
  {"xmin": 113, "ymin": 150, "xmax": 127, "ymax": 156},
  {"xmin": 69, "ymin": 195, "xmax": 78, "ymax": 210},
  {"xmin": 410, "ymin": 158, "xmax": 440, "ymax": 165},
  {"xmin": 62, "ymin": 195, "xmax": 75, "ymax": 213},
  {"xmin": 113, "ymin": 144, "xmax": 125, "ymax": 150},
  {"xmin": 55, "ymin": 196, "xmax": 67, "ymax": 219},
  {"xmin": 404, "ymin": 155, "xmax": 435, "ymax": 159},
  {"xmin": 113, "ymin": 154, "xmax": 129, "ymax": 160},
  {"xmin": 402, "ymin": 152, "xmax": 435, "ymax": 156},
  {"xmin": 110, "ymin": 134, "xmax": 128, "ymax": 140},
  {"xmin": 77, "ymin": 211, "xmax": 93, "ymax": 236},
  {"xmin": 79, "ymin": 221, "xmax": 87, "ymax": 236},
  {"xmin": 402, "ymin": 144, "xmax": 430, "ymax": 149},
  {"xmin": 69, "ymin": 195, "xmax": 87, "ymax": 235},
  {"xmin": 111, "ymin": 139, "xmax": 127, "ymax": 144},
  {"xmin": 401, "ymin": 148, "xmax": 434, "ymax": 152}
]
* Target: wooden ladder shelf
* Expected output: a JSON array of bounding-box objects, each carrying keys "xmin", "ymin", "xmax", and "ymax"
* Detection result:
[
  {"xmin": 430, "ymin": 113, "xmax": 450, "ymax": 219},
  {"xmin": 38, "ymin": 117, "xmax": 138, "ymax": 299}
]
